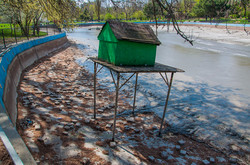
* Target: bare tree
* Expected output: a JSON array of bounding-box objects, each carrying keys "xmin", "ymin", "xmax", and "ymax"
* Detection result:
[
  {"xmin": 155, "ymin": 0, "xmax": 194, "ymax": 45},
  {"xmin": 33, "ymin": 10, "xmax": 43, "ymax": 36},
  {"xmin": 0, "ymin": 3, "xmax": 16, "ymax": 35},
  {"xmin": 95, "ymin": 0, "xmax": 101, "ymax": 22},
  {"xmin": 183, "ymin": 0, "xmax": 195, "ymax": 19},
  {"xmin": 152, "ymin": 0, "xmax": 158, "ymax": 35},
  {"xmin": 110, "ymin": 0, "xmax": 194, "ymax": 45},
  {"xmin": 111, "ymin": 0, "xmax": 145, "ymax": 20}
]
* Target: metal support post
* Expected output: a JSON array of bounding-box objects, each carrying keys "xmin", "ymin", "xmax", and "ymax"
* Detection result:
[
  {"xmin": 112, "ymin": 72, "xmax": 120, "ymax": 141},
  {"xmin": 159, "ymin": 72, "xmax": 174, "ymax": 136},
  {"xmin": 132, "ymin": 73, "xmax": 139, "ymax": 114},
  {"xmin": 93, "ymin": 62, "xmax": 97, "ymax": 119},
  {"xmin": 119, "ymin": 73, "xmax": 135, "ymax": 90}
]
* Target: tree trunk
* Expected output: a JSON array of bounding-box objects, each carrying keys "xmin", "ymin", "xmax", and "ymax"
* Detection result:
[
  {"xmin": 167, "ymin": 18, "xmax": 170, "ymax": 32},
  {"xmin": 244, "ymin": 7, "xmax": 247, "ymax": 18},
  {"xmin": 17, "ymin": 21, "xmax": 25, "ymax": 36},
  {"xmin": 10, "ymin": 17, "xmax": 13, "ymax": 37},
  {"xmin": 35, "ymin": 19, "xmax": 40, "ymax": 36},
  {"xmin": 25, "ymin": 26, "xmax": 29, "ymax": 40},
  {"xmin": 96, "ymin": 0, "xmax": 101, "ymax": 22},
  {"xmin": 33, "ymin": 19, "xmax": 36, "ymax": 36},
  {"xmin": 152, "ymin": 0, "xmax": 158, "ymax": 36}
]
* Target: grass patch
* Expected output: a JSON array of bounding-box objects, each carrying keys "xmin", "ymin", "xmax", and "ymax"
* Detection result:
[
  {"xmin": 0, "ymin": 28, "xmax": 47, "ymax": 38},
  {"xmin": 0, "ymin": 24, "xmax": 21, "ymax": 29},
  {"xmin": 0, "ymin": 24, "xmax": 13, "ymax": 29}
]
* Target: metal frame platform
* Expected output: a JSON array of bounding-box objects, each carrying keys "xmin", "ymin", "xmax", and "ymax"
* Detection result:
[{"xmin": 89, "ymin": 57, "xmax": 184, "ymax": 141}]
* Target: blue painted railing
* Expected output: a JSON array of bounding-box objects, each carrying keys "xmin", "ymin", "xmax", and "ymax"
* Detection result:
[
  {"xmin": 0, "ymin": 32, "xmax": 66, "ymax": 109},
  {"xmin": 76, "ymin": 21, "xmax": 250, "ymax": 27}
]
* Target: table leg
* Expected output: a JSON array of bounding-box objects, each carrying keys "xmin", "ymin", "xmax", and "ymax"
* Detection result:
[
  {"xmin": 132, "ymin": 73, "xmax": 138, "ymax": 115},
  {"xmin": 159, "ymin": 73, "xmax": 174, "ymax": 136},
  {"xmin": 112, "ymin": 73, "xmax": 120, "ymax": 141},
  {"xmin": 94, "ymin": 62, "xmax": 97, "ymax": 119}
]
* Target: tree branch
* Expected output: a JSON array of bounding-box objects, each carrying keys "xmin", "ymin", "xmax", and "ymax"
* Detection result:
[{"xmin": 155, "ymin": 0, "xmax": 194, "ymax": 45}]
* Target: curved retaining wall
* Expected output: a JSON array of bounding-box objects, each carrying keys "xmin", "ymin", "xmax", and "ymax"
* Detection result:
[{"xmin": 0, "ymin": 32, "xmax": 68, "ymax": 125}]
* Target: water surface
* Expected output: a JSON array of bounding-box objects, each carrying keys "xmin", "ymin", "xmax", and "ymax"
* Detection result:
[
  {"xmin": 157, "ymin": 31, "xmax": 250, "ymax": 96},
  {"xmin": 67, "ymin": 27, "xmax": 250, "ymax": 153}
]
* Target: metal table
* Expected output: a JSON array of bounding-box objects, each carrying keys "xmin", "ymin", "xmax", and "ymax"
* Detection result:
[{"xmin": 89, "ymin": 57, "xmax": 184, "ymax": 141}]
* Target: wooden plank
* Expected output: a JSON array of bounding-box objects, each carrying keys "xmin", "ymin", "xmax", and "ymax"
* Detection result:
[{"xmin": 89, "ymin": 57, "xmax": 185, "ymax": 73}]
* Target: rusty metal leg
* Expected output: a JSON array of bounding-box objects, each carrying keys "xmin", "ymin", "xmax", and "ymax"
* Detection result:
[
  {"xmin": 159, "ymin": 73, "xmax": 174, "ymax": 136},
  {"xmin": 94, "ymin": 62, "xmax": 97, "ymax": 119},
  {"xmin": 132, "ymin": 73, "xmax": 138, "ymax": 115},
  {"xmin": 112, "ymin": 73, "xmax": 120, "ymax": 141}
]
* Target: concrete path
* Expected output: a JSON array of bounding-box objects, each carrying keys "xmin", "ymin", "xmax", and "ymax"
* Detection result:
[{"xmin": 0, "ymin": 104, "xmax": 36, "ymax": 164}]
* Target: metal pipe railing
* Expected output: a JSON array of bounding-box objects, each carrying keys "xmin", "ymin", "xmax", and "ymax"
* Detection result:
[{"xmin": 0, "ymin": 25, "xmax": 62, "ymax": 53}]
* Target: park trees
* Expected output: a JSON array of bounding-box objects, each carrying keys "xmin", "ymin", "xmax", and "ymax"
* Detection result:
[
  {"xmin": 1, "ymin": 0, "xmax": 42, "ymax": 38},
  {"xmin": 192, "ymin": 0, "xmax": 249, "ymax": 20},
  {"xmin": 240, "ymin": 0, "xmax": 250, "ymax": 18},
  {"xmin": 143, "ymin": 1, "xmax": 162, "ymax": 20},
  {"xmin": 110, "ymin": 0, "xmax": 145, "ymax": 20},
  {"xmin": 80, "ymin": 8, "xmax": 91, "ymax": 22},
  {"xmin": 95, "ymin": 0, "xmax": 102, "ymax": 22},
  {"xmin": 0, "ymin": 1, "xmax": 16, "ymax": 35},
  {"xmin": 37, "ymin": 0, "xmax": 79, "ymax": 28},
  {"xmin": 192, "ymin": 0, "xmax": 231, "ymax": 21},
  {"xmin": 182, "ymin": 0, "xmax": 196, "ymax": 19},
  {"xmin": 1, "ymin": 0, "xmax": 248, "ymax": 44},
  {"xmin": 1, "ymin": 0, "xmax": 79, "ymax": 38},
  {"xmin": 132, "ymin": 10, "xmax": 145, "ymax": 20}
]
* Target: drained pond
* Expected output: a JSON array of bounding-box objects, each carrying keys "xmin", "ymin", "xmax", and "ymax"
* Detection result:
[{"xmin": 67, "ymin": 26, "xmax": 250, "ymax": 156}]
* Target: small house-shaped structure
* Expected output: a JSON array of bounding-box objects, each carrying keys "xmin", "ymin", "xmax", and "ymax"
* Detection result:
[{"xmin": 97, "ymin": 21, "xmax": 161, "ymax": 66}]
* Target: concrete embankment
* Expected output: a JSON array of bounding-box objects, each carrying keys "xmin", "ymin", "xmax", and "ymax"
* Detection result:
[
  {"xmin": 0, "ymin": 33, "xmax": 69, "ymax": 164},
  {"xmin": 1, "ymin": 33, "xmax": 68, "ymax": 125}
]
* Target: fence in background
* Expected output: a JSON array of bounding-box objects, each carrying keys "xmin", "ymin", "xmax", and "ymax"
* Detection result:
[
  {"xmin": 0, "ymin": 25, "xmax": 61, "ymax": 52},
  {"xmin": 0, "ymin": 32, "xmax": 66, "ymax": 110}
]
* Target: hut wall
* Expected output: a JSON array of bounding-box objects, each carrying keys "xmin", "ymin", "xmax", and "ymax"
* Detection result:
[{"xmin": 115, "ymin": 41, "xmax": 157, "ymax": 66}]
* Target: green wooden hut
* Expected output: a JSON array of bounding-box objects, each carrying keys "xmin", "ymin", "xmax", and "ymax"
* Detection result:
[{"xmin": 97, "ymin": 21, "xmax": 161, "ymax": 66}]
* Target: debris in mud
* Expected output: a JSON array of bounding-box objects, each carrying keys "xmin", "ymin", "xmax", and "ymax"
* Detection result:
[
  {"xmin": 15, "ymin": 42, "xmax": 242, "ymax": 164},
  {"xmin": 18, "ymin": 118, "xmax": 33, "ymax": 129}
]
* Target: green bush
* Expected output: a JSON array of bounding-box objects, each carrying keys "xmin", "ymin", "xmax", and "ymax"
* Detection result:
[
  {"xmin": 230, "ymin": 14, "xmax": 239, "ymax": 19},
  {"xmin": 105, "ymin": 13, "xmax": 114, "ymax": 20}
]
